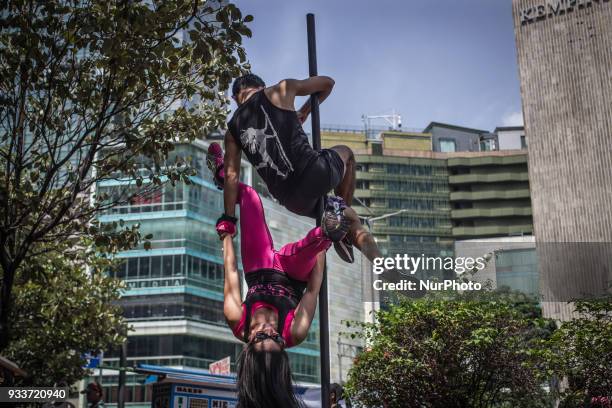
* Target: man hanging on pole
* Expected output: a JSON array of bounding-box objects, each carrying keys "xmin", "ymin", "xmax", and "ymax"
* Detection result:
[{"xmin": 215, "ymin": 73, "xmax": 382, "ymax": 264}]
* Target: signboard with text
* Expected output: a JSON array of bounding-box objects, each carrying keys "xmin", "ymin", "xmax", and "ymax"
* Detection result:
[
  {"xmin": 82, "ymin": 352, "xmax": 102, "ymax": 369},
  {"xmin": 209, "ymin": 357, "xmax": 231, "ymax": 376}
]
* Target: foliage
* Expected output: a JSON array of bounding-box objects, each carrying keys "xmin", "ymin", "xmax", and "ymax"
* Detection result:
[
  {"xmin": 0, "ymin": 0, "xmax": 252, "ymax": 350},
  {"xmin": 344, "ymin": 293, "xmax": 554, "ymax": 408},
  {"xmin": 4, "ymin": 238, "xmax": 127, "ymax": 386},
  {"xmin": 537, "ymin": 297, "xmax": 612, "ymax": 407}
]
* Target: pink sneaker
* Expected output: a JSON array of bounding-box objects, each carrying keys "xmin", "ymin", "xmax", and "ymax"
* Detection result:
[{"xmin": 206, "ymin": 142, "xmax": 224, "ymax": 190}]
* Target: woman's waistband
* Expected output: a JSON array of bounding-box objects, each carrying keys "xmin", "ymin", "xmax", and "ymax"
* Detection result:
[{"xmin": 245, "ymin": 268, "xmax": 306, "ymax": 299}]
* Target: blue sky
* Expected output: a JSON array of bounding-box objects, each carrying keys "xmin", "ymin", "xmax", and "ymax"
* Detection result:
[{"xmin": 232, "ymin": 0, "xmax": 524, "ymax": 132}]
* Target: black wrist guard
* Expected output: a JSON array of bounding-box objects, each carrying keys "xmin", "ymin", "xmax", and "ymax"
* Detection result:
[{"xmin": 217, "ymin": 213, "xmax": 238, "ymax": 226}]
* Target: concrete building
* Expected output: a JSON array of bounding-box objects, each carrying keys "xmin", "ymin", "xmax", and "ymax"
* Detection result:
[
  {"xmin": 424, "ymin": 122, "xmax": 488, "ymax": 153},
  {"xmin": 454, "ymin": 236, "xmax": 538, "ymax": 295},
  {"xmin": 424, "ymin": 122, "xmax": 528, "ymax": 153},
  {"xmin": 512, "ymin": 0, "xmax": 612, "ymax": 318},
  {"xmin": 495, "ymin": 126, "xmax": 527, "ymax": 151},
  {"xmin": 321, "ymin": 126, "xmax": 534, "ymax": 287},
  {"xmin": 448, "ymin": 152, "xmax": 533, "ymax": 239},
  {"xmin": 322, "ymin": 127, "xmax": 455, "ymax": 281},
  {"xmin": 445, "ymin": 126, "xmax": 535, "ymax": 293}
]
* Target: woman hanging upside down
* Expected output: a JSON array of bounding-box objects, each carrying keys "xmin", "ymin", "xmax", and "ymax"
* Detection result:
[{"xmin": 206, "ymin": 142, "xmax": 350, "ymax": 408}]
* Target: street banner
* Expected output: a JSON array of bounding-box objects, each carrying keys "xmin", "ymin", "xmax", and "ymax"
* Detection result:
[{"xmin": 208, "ymin": 357, "xmax": 230, "ymax": 376}]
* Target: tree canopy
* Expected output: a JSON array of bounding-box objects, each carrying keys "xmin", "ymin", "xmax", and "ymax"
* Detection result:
[
  {"xmin": 0, "ymin": 0, "xmax": 252, "ymax": 350},
  {"xmin": 537, "ymin": 298, "xmax": 612, "ymax": 407},
  {"xmin": 5, "ymin": 238, "xmax": 127, "ymax": 386},
  {"xmin": 344, "ymin": 293, "xmax": 555, "ymax": 408}
]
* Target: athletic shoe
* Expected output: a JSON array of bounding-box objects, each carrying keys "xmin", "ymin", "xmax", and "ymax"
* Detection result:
[
  {"xmin": 334, "ymin": 236, "xmax": 355, "ymax": 264},
  {"xmin": 322, "ymin": 196, "xmax": 350, "ymax": 242},
  {"xmin": 322, "ymin": 196, "xmax": 355, "ymax": 263},
  {"xmin": 206, "ymin": 142, "xmax": 224, "ymax": 190}
]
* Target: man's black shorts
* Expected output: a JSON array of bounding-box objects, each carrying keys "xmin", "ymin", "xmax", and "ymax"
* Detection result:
[{"xmin": 281, "ymin": 148, "xmax": 345, "ymax": 219}]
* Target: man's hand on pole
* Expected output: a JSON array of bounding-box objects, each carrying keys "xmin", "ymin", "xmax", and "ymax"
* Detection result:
[{"xmin": 297, "ymin": 105, "xmax": 310, "ymax": 124}]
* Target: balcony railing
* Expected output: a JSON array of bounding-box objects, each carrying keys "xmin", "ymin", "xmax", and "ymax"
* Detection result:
[
  {"xmin": 452, "ymin": 224, "xmax": 534, "ymax": 237},
  {"xmin": 450, "ymin": 189, "xmax": 531, "ymax": 201},
  {"xmin": 451, "ymin": 207, "xmax": 533, "ymax": 219},
  {"xmin": 448, "ymin": 172, "xmax": 529, "ymax": 184}
]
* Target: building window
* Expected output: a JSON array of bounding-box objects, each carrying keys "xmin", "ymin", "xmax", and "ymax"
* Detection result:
[
  {"xmin": 387, "ymin": 164, "xmax": 401, "ymax": 174},
  {"xmin": 520, "ymin": 135, "xmax": 527, "ymax": 149},
  {"xmin": 151, "ymin": 257, "xmax": 161, "ymax": 278},
  {"xmin": 371, "ymin": 142, "xmax": 383, "ymax": 155},
  {"xmin": 139, "ymin": 258, "xmax": 150, "ymax": 278},
  {"xmin": 439, "ymin": 139, "xmax": 456, "ymax": 153},
  {"xmin": 162, "ymin": 255, "xmax": 173, "ymax": 277},
  {"xmin": 480, "ymin": 139, "xmax": 496, "ymax": 151},
  {"xmin": 496, "ymin": 248, "xmax": 538, "ymax": 296},
  {"xmin": 128, "ymin": 258, "xmax": 138, "ymax": 278},
  {"xmin": 356, "ymin": 180, "xmax": 369, "ymax": 190}
]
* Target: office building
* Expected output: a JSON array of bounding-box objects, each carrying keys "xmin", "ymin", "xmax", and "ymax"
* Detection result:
[
  {"xmin": 424, "ymin": 122, "xmax": 489, "ymax": 153},
  {"xmin": 448, "ymin": 152, "xmax": 532, "ymax": 239},
  {"xmin": 454, "ymin": 237, "xmax": 538, "ymax": 295},
  {"xmin": 322, "ymin": 127, "xmax": 455, "ymax": 281},
  {"xmin": 425, "ymin": 122, "xmax": 528, "ymax": 153},
  {"xmin": 321, "ymin": 123, "xmax": 534, "ymax": 295},
  {"xmin": 513, "ymin": 0, "xmax": 612, "ymax": 318},
  {"xmin": 495, "ymin": 126, "xmax": 527, "ymax": 151}
]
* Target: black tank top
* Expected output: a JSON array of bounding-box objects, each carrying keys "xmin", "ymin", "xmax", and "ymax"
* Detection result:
[
  {"xmin": 227, "ymin": 90, "xmax": 319, "ymax": 203},
  {"xmin": 242, "ymin": 269, "xmax": 307, "ymax": 343}
]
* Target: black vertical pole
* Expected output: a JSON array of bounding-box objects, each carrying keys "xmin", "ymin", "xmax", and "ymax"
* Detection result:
[
  {"xmin": 307, "ymin": 13, "xmax": 331, "ymax": 408},
  {"xmin": 118, "ymin": 340, "xmax": 127, "ymax": 408}
]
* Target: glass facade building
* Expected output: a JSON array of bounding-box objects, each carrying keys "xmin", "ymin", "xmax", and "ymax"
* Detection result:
[
  {"xmin": 95, "ymin": 141, "xmax": 321, "ymax": 406},
  {"xmin": 495, "ymin": 248, "xmax": 539, "ymax": 297}
]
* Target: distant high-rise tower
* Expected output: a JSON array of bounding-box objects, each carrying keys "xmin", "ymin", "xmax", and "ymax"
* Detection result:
[{"xmin": 512, "ymin": 0, "xmax": 612, "ymax": 319}]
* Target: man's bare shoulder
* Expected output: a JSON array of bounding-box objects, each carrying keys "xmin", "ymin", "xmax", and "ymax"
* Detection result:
[
  {"xmin": 265, "ymin": 79, "xmax": 298, "ymax": 95},
  {"xmin": 264, "ymin": 79, "xmax": 298, "ymax": 111}
]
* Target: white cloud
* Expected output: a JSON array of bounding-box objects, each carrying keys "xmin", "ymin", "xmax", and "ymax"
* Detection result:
[{"xmin": 501, "ymin": 111, "xmax": 524, "ymax": 126}]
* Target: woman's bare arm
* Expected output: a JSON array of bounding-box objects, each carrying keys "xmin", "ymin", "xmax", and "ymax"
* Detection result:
[
  {"xmin": 290, "ymin": 251, "xmax": 326, "ymax": 345},
  {"xmin": 223, "ymin": 130, "xmax": 242, "ymax": 220},
  {"xmin": 222, "ymin": 235, "xmax": 243, "ymax": 331}
]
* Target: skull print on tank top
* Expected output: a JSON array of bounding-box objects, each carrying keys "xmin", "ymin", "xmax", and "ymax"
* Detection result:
[{"xmin": 227, "ymin": 90, "xmax": 319, "ymax": 203}]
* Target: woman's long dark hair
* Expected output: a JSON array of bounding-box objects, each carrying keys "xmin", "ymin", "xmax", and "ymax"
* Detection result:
[{"xmin": 236, "ymin": 342, "xmax": 304, "ymax": 408}]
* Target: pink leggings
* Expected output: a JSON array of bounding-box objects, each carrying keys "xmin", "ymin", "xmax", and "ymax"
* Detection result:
[{"xmin": 237, "ymin": 183, "xmax": 331, "ymax": 281}]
